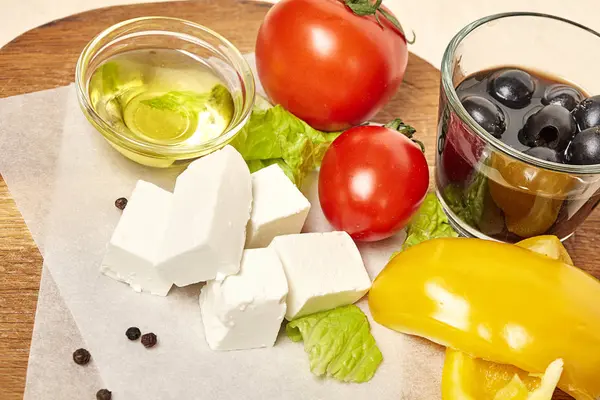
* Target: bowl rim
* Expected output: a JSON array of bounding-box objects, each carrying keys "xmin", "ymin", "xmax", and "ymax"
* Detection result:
[
  {"xmin": 441, "ymin": 12, "xmax": 600, "ymax": 174},
  {"xmin": 75, "ymin": 16, "xmax": 255, "ymax": 159}
]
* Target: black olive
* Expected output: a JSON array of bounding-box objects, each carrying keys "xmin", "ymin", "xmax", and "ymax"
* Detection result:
[
  {"xmin": 542, "ymin": 84, "xmax": 584, "ymax": 111},
  {"xmin": 572, "ymin": 95, "xmax": 600, "ymax": 131},
  {"xmin": 566, "ymin": 127, "xmax": 600, "ymax": 165},
  {"xmin": 524, "ymin": 146, "xmax": 563, "ymax": 163},
  {"xmin": 460, "ymin": 95, "xmax": 506, "ymax": 138},
  {"xmin": 488, "ymin": 69, "xmax": 535, "ymax": 109},
  {"xmin": 519, "ymin": 105, "xmax": 576, "ymax": 150}
]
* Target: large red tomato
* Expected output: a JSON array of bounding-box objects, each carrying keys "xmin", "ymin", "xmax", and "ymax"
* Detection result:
[
  {"xmin": 319, "ymin": 123, "xmax": 429, "ymax": 242},
  {"xmin": 255, "ymin": 0, "xmax": 409, "ymax": 132}
]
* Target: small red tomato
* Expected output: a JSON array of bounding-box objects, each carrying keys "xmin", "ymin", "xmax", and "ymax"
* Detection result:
[
  {"xmin": 319, "ymin": 122, "xmax": 429, "ymax": 241},
  {"xmin": 256, "ymin": 0, "xmax": 409, "ymax": 132}
]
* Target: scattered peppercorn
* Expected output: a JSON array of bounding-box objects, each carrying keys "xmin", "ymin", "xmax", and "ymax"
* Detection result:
[
  {"xmin": 72, "ymin": 348, "xmax": 91, "ymax": 365},
  {"xmin": 96, "ymin": 388, "xmax": 112, "ymax": 400},
  {"xmin": 141, "ymin": 332, "xmax": 158, "ymax": 348},
  {"xmin": 125, "ymin": 327, "xmax": 141, "ymax": 341},
  {"xmin": 114, "ymin": 197, "xmax": 128, "ymax": 210}
]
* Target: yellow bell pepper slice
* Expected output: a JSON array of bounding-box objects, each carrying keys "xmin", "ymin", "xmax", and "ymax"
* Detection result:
[
  {"xmin": 504, "ymin": 197, "xmax": 563, "ymax": 238},
  {"xmin": 441, "ymin": 235, "xmax": 574, "ymax": 400},
  {"xmin": 442, "ymin": 348, "xmax": 541, "ymax": 399},
  {"xmin": 495, "ymin": 359, "xmax": 563, "ymax": 400},
  {"xmin": 442, "ymin": 348, "xmax": 563, "ymax": 400},
  {"xmin": 441, "ymin": 236, "xmax": 572, "ymax": 400},
  {"xmin": 369, "ymin": 238, "xmax": 600, "ymax": 400},
  {"xmin": 487, "ymin": 153, "xmax": 573, "ymax": 237},
  {"xmin": 516, "ymin": 235, "xmax": 573, "ymax": 265}
]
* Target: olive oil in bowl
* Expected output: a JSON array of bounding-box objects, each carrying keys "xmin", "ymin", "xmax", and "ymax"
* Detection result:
[{"xmin": 88, "ymin": 49, "xmax": 235, "ymax": 148}]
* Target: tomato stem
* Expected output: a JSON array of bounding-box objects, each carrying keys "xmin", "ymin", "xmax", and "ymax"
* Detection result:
[
  {"xmin": 343, "ymin": 0, "xmax": 415, "ymax": 44},
  {"xmin": 385, "ymin": 118, "xmax": 424, "ymax": 152}
]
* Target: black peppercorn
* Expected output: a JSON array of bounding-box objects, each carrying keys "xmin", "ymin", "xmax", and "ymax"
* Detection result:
[
  {"xmin": 125, "ymin": 327, "xmax": 141, "ymax": 341},
  {"xmin": 96, "ymin": 388, "xmax": 112, "ymax": 400},
  {"xmin": 114, "ymin": 197, "xmax": 128, "ymax": 210},
  {"xmin": 141, "ymin": 332, "xmax": 157, "ymax": 348},
  {"xmin": 72, "ymin": 348, "xmax": 91, "ymax": 365}
]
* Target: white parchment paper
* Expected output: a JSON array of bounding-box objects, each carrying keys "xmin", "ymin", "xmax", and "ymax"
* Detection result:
[
  {"xmin": 0, "ymin": 86, "xmax": 105, "ymax": 398},
  {"xmin": 0, "ymin": 55, "xmax": 444, "ymax": 399}
]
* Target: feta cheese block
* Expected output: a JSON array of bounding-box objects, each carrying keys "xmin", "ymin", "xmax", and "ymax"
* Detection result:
[
  {"xmin": 101, "ymin": 180, "xmax": 173, "ymax": 296},
  {"xmin": 245, "ymin": 164, "xmax": 311, "ymax": 249},
  {"xmin": 199, "ymin": 248, "xmax": 288, "ymax": 351},
  {"xmin": 157, "ymin": 145, "xmax": 252, "ymax": 286},
  {"xmin": 270, "ymin": 231, "xmax": 371, "ymax": 320}
]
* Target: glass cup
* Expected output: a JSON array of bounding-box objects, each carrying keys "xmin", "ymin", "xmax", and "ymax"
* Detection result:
[
  {"xmin": 75, "ymin": 17, "xmax": 255, "ymax": 168},
  {"xmin": 436, "ymin": 13, "xmax": 600, "ymax": 243}
]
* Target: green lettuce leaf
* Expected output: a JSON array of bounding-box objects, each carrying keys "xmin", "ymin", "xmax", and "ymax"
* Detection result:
[
  {"xmin": 90, "ymin": 61, "xmax": 145, "ymax": 103},
  {"xmin": 208, "ymin": 84, "xmax": 234, "ymax": 123},
  {"xmin": 141, "ymin": 91, "xmax": 209, "ymax": 113},
  {"xmin": 286, "ymin": 305, "xmax": 383, "ymax": 383},
  {"xmin": 443, "ymin": 171, "xmax": 487, "ymax": 228},
  {"xmin": 140, "ymin": 85, "xmax": 233, "ymax": 118},
  {"xmin": 400, "ymin": 193, "xmax": 458, "ymax": 252},
  {"xmin": 230, "ymin": 103, "xmax": 341, "ymax": 186},
  {"xmin": 246, "ymin": 159, "xmax": 295, "ymax": 182}
]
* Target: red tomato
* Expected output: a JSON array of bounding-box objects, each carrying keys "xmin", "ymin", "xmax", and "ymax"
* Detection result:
[
  {"xmin": 318, "ymin": 124, "xmax": 429, "ymax": 242},
  {"xmin": 255, "ymin": 0, "xmax": 409, "ymax": 132}
]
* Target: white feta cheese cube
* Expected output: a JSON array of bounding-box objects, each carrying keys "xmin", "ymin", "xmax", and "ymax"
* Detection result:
[
  {"xmin": 270, "ymin": 231, "xmax": 371, "ymax": 320},
  {"xmin": 199, "ymin": 248, "xmax": 288, "ymax": 351},
  {"xmin": 246, "ymin": 164, "xmax": 311, "ymax": 249},
  {"xmin": 101, "ymin": 180, "xmax": 173, "ymax": 296},
  {"xmin": 157, "ymin": 146, "xmax": 252, "ymax": 286}
]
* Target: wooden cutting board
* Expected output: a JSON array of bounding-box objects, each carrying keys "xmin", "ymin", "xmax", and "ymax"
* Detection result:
[{"xmin": 0, "ymin": 1, "xmax": 591, "ymax": 398}]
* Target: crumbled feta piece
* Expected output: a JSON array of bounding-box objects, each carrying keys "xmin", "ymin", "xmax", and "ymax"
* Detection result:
[
  {"xmin": 101, "ymin": 180, "xmax": 173, "ymax": 296},
  {"xmin": 245, "ymin": 164, "xmax": 311, "ymax": 249},
  {"xmin": 199, "ymin": 248, "xmax": 288, "ymax": 351},
  {"xmin": 270, "ymin": 231, "xmax": 371, "ymax": 320},
  {"xmin": 157, "ymin": 146, "xmax": 252, "ymax": 286}
]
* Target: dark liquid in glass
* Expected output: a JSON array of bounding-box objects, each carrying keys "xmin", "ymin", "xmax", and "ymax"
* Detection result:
[{"xmin": 437, "ymin": 67, "xmax": 600, "ymax": 242}]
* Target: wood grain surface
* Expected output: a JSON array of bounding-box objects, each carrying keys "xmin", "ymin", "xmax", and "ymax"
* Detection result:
[{"xmin": 0, "ymin": 1, "xmax": 592, "ymax": 399}]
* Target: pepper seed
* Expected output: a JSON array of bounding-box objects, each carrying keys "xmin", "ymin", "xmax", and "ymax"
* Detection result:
[
  {"xmin": 96, "ymin": 388, "xmax": 112, "ymax": 400},
  {"xmin": 114, "ymin": 197, "xmax": 128, "ymax": 210},
  {"xmin": 72, "ymin": 348, "xmax": 91, "ymax": 365},
  {"xmin": 125, "ymin": 327, "xmax": 141, "ymax": 341},
  {"xmin": 141, "ymin": 332, "xmax": 157, "ymax": 348}
]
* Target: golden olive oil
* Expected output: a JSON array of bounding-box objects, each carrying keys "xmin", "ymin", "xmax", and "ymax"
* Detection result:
[{"xmin": 88, "ymin": 49, "xmax": 234, "ymax": 147}]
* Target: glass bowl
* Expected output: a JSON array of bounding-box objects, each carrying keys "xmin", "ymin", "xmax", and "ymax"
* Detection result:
[
  {"xmin": 75, "ymin": 16, "xmax": 255, "ymax": 168},
  {"xmin": 436, "ymin": 12, "xmax": 600, "ymax": 243}
]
